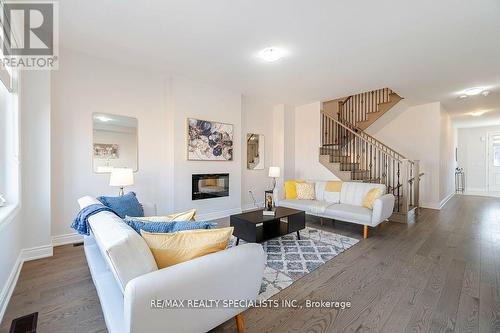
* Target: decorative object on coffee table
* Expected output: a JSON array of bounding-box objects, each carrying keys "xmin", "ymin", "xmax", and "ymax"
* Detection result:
[
  {"xmin": 230, "ymin": 207, "xmax": 305, "ymax": 245},
  {"xmin": 263, "ymin": 190, "xmax": 275, "ymax": 216}
]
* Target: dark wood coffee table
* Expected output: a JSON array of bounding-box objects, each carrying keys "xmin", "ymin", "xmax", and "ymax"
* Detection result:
[{"xmin": 230, "ymin": 207, "xmax": 306, "ymax": 245}]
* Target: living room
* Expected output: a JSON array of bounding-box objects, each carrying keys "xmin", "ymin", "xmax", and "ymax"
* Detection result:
[{"xmin": 1, "ymin": 1, "xmax": 500, "ymax": 332}]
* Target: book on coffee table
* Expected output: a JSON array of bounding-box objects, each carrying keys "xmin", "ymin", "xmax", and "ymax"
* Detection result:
[{"xmin": 262, "ymin": 209, "xmax": 276, "ymax": 216}]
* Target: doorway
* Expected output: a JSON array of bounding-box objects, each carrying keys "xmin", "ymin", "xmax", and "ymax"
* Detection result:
[{"xmin": 488, "ymin": 132, "xmax": 500, "ymax": 192}]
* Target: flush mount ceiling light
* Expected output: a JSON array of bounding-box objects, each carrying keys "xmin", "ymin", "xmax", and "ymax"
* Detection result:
[
  {"xmin": 464, "ymin": 87, "xmax": 485, "ymax": 96},
  {"xmin": 458, "ymin": 87, "xmax": 491, "ymax": 99},
  {"xmin": 470, "ymin": 111, "xmax": 486, "ymax": 117},
  {"xmin": 257, "ymin": 47, "xmax": 287, "ymax": 62}
]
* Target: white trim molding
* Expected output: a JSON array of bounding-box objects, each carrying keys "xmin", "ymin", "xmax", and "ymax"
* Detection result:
[
  {"xmin": 241, "ymin": 202, "xmax": 265, "ymax": 212},
  {"xmin": 0, "ymin": 245, "xmax": 53, "ymax": 322},
  {"xmin": 439, "ymin": 192, "xmax": 455, "ymax": 210},
  {"xmin": 52, "ymin": 233, "xmax": 83, "ymax": 246},
  {"xmin": 196, "ymin": 207, "xmax": 242, "ymax": 221},
  {"xmin": 420, "ymin": 192, "xmax": 455, "ymax": 210},
  {"xmin": 0, "ymin": 252, "xmax": 23, "ymax": 323}
]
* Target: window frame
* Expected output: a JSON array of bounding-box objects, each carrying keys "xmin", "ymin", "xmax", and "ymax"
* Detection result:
[{"xmin": 0, "ymin": 67, "xmax": 20, "ymax": 230}]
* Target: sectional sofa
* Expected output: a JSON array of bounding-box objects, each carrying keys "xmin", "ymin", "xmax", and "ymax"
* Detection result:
[{"xmin": 78, "ymin": 196, "xmax": 265, "ymax": 333}]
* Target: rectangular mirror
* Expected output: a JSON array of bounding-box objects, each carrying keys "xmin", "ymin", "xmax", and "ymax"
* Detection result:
[
  {"xmin": 247, "ymin": 133, "xmax": 264, "ymax": 170},
  {"xmin": 93, "ymin": 113, "xmax": 138, "ymax": 173}
]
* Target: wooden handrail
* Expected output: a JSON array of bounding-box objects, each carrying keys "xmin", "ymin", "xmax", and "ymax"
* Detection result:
[
  {"xmin": 338, "ymin": 88, "xmax": 394, "ymax": 128},
  {"xmin": 340, "ymin": 117, "xmax": 408, "ymax": 161},
  {"xmin": 322, "ymin": 111, "xmax": 406, "ymax": 162},
  {"xmin": 340, "ymin": 95, "xmax": 352, "ymax": 106},
  {"xmin": 320, "ymin": 107, "xmax": 423, "ymax": 214},
  {"xmin": 408, "ymin": 172, "xmax": 425, "ymax": 183}
]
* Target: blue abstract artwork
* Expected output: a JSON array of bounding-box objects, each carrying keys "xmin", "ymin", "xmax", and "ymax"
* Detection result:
[{"xmin": 187, "ymin": 118, "xmax": 234, "ymax": 161}]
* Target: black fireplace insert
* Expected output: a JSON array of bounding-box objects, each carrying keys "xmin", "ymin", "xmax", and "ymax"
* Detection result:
[{"xmin": 192, "ymin": 173, "xmax": 229, "ymax": 200}]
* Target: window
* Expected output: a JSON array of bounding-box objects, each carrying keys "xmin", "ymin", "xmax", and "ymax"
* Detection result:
[
  {"xmin": 494, "ymin": 145, "xmax": 500, "ymax": 167},
  {"xmin": 0, "ymin": 82, "xmax": 7, "ymax": 197},
  {"xmin": 0, "ymin": 0, "xmax": 20, "ymax": 223},
  {"xmin": 492, "ymin": 135, "xmax": 500, "ymax": 167}
]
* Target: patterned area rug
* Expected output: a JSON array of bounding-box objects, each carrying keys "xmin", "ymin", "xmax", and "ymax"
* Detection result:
[{"xmin": 230, "ymin": 227, "xmax": 359, "ymax": 300}]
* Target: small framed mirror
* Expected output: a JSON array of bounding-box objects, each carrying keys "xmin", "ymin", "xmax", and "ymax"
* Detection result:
[
  {"xmin": 92, "ymin": 113, "xmax": 138, "ymax": 173},
  {"xmin": 247, "ymin": 133, "xmax": 265, "ymax": 170}
]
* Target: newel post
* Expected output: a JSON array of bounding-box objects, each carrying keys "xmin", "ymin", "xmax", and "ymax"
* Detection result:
[
  {"xmin": 413, "ymin": 160, "xmax": 420, "ymax": 208},
  {"xmin": 401, "ymin": 159, "xmax": 410, "ymax": 213}
]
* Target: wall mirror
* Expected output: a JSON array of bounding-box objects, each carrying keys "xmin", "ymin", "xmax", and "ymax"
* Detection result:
[
  {"xmin": 92, "ymin": 113, "xmax": 138, "ymax": 173},
  {"xmin": 247, "ymin": 133, "xmax": 265, "ymax": 170}
]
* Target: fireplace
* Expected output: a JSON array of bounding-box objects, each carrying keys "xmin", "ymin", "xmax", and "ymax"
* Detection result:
[{"xmin": 192, "ymin": 173, "xmax": 229, "ymax": 200}]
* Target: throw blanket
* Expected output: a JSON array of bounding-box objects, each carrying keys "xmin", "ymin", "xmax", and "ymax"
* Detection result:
[{"xmin": 71, "ymin": 204, "xmax": 118, "ymax": 236}]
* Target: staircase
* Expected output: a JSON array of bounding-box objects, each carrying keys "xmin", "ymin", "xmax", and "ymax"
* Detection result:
[{"xmin": 320, "ymin": 88, "xmax": 422, "ymax": 223}]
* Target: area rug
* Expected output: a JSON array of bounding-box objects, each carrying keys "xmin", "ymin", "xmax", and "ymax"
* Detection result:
[{"xmin": 229, "ymin": 227, "xmax": 359, "ymax": 300}]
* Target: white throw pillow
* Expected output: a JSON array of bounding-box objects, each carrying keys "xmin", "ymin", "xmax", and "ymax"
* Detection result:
[{"xmin": 296, "ymin": 183, "xmax": 316, "ymax": 200}]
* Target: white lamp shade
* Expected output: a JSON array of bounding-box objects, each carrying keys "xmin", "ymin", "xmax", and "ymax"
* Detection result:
[
  {"xmin": 109, "ymin": 168, "xmax": 134, "ymax": 187},
  {"xmin": 268, "ymin": 166, "xmax": 281, "ymax": 178}
]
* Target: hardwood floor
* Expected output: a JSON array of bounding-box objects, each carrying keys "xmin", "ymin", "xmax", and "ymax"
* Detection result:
[{"xmin": 1, "ymin": 195, "xmax": 500, "ymax": 332}]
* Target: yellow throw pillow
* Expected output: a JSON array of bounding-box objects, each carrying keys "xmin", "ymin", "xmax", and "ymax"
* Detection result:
[
  {"xmin": 284, "ymin": 180, "xmax": 305, "ymax": 199},
  {"xmin": 296, "ymin": 183, "xmax": 316, "ymax": 200},
  {"xmin": 141, "ymin": 227, "xmax": 234, "ymax": 268},
  {"xmin": 127, "ymin": 209, "xmax": 197, "ymax": 222},
  {"xmin": 362, "ymin": 188, "xmax": 383, "ymax": 209},
  {"xmin": 325, "ymin": 181, "xmax": 343, "ymax": 192}
]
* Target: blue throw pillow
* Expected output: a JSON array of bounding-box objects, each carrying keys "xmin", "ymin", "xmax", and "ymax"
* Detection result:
[
  {"xmin": 98, "ymin": 192, "xmax": 144, "ymax": 219},
  {"xmin": 125, "ymin": 220, "xmax": 216, "ymax": 234}
]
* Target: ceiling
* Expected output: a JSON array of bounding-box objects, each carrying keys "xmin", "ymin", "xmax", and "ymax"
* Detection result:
[{"xmin": 60, "ymin": 0, "xmax": 500, "ymax": 127}]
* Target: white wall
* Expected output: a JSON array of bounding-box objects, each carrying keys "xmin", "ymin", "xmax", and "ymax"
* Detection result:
[
  {"xmin": 439, "ymin": 106, "xmax": 455, "ymax": 202},
  {"xmin": 457, "ymin": 124, "xmax": 500, "ymax": 191},
  {"xmin": 241, "ymin": 96, "xmax": 274, "ymax": 209},
  {"xmin": 20, "ymin": 71, "xmax": 52, "ymax": 248},
  {"xmin": 51, "ymin": 49, "xmax": 171, "ymax": 237},
  {"xmin": 271, "ymin": 104, "xmax": 296, "ymax": 194},
  {"xmin": 170, "ymin": 77, "xmax": 242, "ymax": 219},
  {"xmin": 1, "ymin": 70, "xmax": 52, "ymax": 320},
  {"xmin": 366, "ymin": 102, "xmax": 443, "ymax": 208},
  {"xmin": 294, "ymin": 101, "xmax": 339, "ymax": 181},
  {"xmin": 51, "ymin": 49, "xmax": 246, "ymax": 237}
]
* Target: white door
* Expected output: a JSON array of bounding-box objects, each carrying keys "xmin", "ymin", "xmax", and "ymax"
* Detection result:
[{"xmin": 488, "ymin": 132, "xmax": 500, "ymax": 192}]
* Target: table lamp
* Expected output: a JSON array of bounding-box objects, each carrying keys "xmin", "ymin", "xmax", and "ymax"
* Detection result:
[
  {"xmin": 109, "ymin": 168, "xmax": 134, "ymax": 196},
  {"xmin": 268, "ymin": 166, "xmax": 281, "ymax": 191}
]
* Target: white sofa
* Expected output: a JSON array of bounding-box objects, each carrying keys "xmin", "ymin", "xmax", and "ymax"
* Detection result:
[
  {"xmin": 78, "ymin": 196, "xmax": 266, "ymax": 333},
  {"xmin": 275, "ymin": 181, "xmax": 395, "ymax": 238}
]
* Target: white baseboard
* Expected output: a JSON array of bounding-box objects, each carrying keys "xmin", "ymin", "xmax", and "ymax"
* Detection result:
[
  {"xmin": 0, "ymin": 244, "xmax": 53, "ymax": 322},
  {"xmin": 466, "ymin": 187, "xmax": 486, "ymax": 192},
  {"xmin": 22, "ymin": 245, "xmax": 53, "ymax": 262},
  {"xmin": 241, "ymin": 202, "xmax": 265, "ymax": 212},
  {"xmin": 197, "ymin": 207, "xmax": 242, "ymax": 221},
  {"xmin": 419, "ymin": 202, "xmax": 440, "ymax": 210},
  {"xmin": 420, "ymin": 192, "xmax": 455, "ymax": 210},
  {"xmin": 439, "ymin": 192, "xmax": 455, "ymax": 209},
  {"xmin": 52, "ymin": 233, "xmax": 83, "ymax": 246},
  {"xmin": 0, "ymin": 252, "xmax": 23, "ymax": 323}
]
